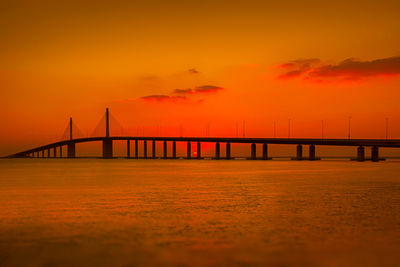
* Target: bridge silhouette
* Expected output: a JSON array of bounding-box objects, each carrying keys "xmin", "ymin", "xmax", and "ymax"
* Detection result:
[{"xmin": 8, "ymin": 108, "xmax": 400, "ymax": 161}]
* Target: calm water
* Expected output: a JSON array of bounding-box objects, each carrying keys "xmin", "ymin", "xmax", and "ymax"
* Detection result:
[{"xmin": 1, "ymin": 159, "xmax": 400, "ymax": 266}]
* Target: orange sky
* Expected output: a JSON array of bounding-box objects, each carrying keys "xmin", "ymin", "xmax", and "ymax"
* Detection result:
[{"xmin": 1, "ymin": 0, "xmax": 400, "ymax": 156}]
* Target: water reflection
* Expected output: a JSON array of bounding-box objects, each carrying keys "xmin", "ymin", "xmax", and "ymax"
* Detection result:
[{"xmin": 0, "ymin": 159, "xmax": 400, "ymax": 266}]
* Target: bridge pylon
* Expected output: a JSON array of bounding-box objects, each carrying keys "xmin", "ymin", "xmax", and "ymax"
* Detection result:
[
  {"xmin": 106, "ymin": 108, "xmax": 110, "ymax": 138},
  {"xmin": 102, "ymin": 108, "xmax": 113, "ymax": 158},
  {"xmin": 69, "ymin": 117, "xmax": 73, "ymax": 140},
  {"xmin": 67, "ymin": 117, "xmax": 76, "ymax": 158}
]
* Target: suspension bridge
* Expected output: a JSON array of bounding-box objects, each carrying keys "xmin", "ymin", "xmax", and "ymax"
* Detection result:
[{"xmin": 7, "ymin": 108, "xmax": 400, "ymax": 161}]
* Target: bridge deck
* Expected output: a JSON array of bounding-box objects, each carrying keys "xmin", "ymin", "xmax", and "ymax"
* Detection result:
[{"xmin": 8, "ymin": 136, "xmax": 400, "ymax": 158}]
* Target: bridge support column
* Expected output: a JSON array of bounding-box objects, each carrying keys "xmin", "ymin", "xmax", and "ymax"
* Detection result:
[
  {"xmin": 251, "ymin": 143, "xmax": 256, "ymax": 160},
  {"xmin": 187, "ymin": 142, "xmax": 191, "ymax": 159},
  {"xmin": 127, "ymin": 140, "xmax": 130, "ymax": 158},
  {"xmin": 53, "ymin": 147, "xmax": 57, "ymax": 158},
  {"xmin": 262, "ymin": 143, "xmax": 268, "ymax": 160},
  {"xmin": 36, "ymin": 151, "xmax": 39, "ymax": 158},
  {"xmin": 309, "ymin": 145, "xmax": 316, "ymax": 160},
  {"xmin": 197, "ymin": 142, "xmax": 201, "ymax": 159},
  {"xmin": 143, "ymin": 140, "xmax": 147, "ymax": 158},
  {"xmin": 102, "ymin": 138, "xmax": 113, "ymax": 159},
  {"xmin": 163, "ymin": 141, "xmax": 167, "ymax": 159},
  {"xmin": 295, "ymin": 145, "xmax": 303, "ymax": 160},
  {"xmin": 226, "ymin": 142, "xmax": 231, "ymax": 159},
  {"xmin": 67, "ymin": 142, "xmax": 75, "ymax": 158},
  {"xmin": 357, "ymin": 146, "xmax": 365, "ymax": 161},
  {"xmin": 371, "ymin": 146, "xmax": 379, "ymax": 162},
  {"xmin": 42, "ymin": 150, "xmax": 45, "ymax": 158},
  {"xmin": 152, "ymin": 140, "xmax": 156, "ymax": 159},
  {"xmin": 172, "ymin": 141, "xmax": 177, "ymax": 159},
  {"xmin": 215, "ymin": 142, "xmax": 220, "ymax": 159},
  {"xmin": 135, "ymin": 140, "xmax": 138, "ymax": 158},
  {"xmin": 60, "ymin": 146, "xmax": 62, "ymax": 158},
  {"xmin": 47, "ymin": 149, "xmax": 50, "ymax": 158}
]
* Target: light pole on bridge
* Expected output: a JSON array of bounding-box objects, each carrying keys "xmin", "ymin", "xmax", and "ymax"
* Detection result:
[{"xmin": 348, "ymin": 116, "xmax": 352, "ymax": 139}]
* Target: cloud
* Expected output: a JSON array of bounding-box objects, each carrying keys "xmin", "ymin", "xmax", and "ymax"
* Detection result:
[
  {"xmin": 278, "ymin": 58, "xmax": 320, "ymax": 79},
  {"xmin": 173, "ymin": 88, "xmax": 193, "ymax": 94},
  {"xmin": 188, "ymin": 68, "xmax": 199, "ymax": 74},
  {"xmin": 278, "ymin": 56, "xmax": 400, "ymax": 81},
  {"xmin": 194, "ymin": 85, "xmax": 224, "ymax": 93},
  {"xmin": 309, "ymin": 57, "xmax": 400, "ymax": 79},
  {"xmin": 140, "ymin": 85, "xmax": 224, "ymax": 104},
  {"xmin": 140, "ymin": 95, "xmax": 187, "ymax": 103},
  {"xmin": 173, "ymin": 85, "xmax": 224, "ymax": 95}
]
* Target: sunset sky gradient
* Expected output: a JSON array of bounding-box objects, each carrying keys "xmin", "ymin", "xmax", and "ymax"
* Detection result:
[{"xmin": 1, "ymin": 0, "xmax": 400, "ymax": 156}]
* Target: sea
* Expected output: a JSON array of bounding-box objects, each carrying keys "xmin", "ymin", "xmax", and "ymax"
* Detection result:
[{"xmin": 1, "ymin": 159, "xmax": 400, "ymax": 266}]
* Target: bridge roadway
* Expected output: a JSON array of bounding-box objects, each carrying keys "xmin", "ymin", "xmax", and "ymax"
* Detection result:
[{"xmin": 8, "ymin": 136, "xmax": 400, "ymax": 161}]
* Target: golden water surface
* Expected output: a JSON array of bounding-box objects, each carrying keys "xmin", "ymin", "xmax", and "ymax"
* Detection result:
[{"xmin": 1, "ymin": 159, "xmax": 400, "ymax": 266}]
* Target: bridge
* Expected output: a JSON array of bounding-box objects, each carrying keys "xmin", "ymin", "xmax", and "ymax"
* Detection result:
[{"xmin": 7, "ymin": 108, "xmax": 400, "ymax": 161}]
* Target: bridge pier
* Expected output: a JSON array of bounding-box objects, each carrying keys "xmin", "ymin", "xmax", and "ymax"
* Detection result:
[
  {"xmin": 357, "ymin": 146, "xmax": 365, "ymax": 161},
  {"xmin": 197, "ymin": 142, "xmax": 201, "ymax": 159},
  {"xmin": 309, "ymin": 145, "xmax": 316, "ymax": 160},
  {"xmin": 226, "ymin": 142, "xmax": 231, "ymax": 159},
  {"xmin": 163, "ymin": 141, "xmax": 167, "ymax": 159},
  {"xmin": 143, "ymin": 140, "xmax": 147, "ymax": 158},
  {"xmin": 60, "ymin": 146, "xmax": 62, "ymax": 158},
  {"xmin": 135, "ymin": 140, "xmax": 138, "ymax": 158},
  {"xmin": 262, "ymin": 143, "xmax": 269, "ymax": 160},
  {"xmin": 126, "ymin": 140, "xmax": 130, "ymax": 158},
  {"xmin": 294, "ymin": 145, "xmax": 303, "ymax": 160},
  {"xmin": 47, "ymin": 149, "xmax": 50, "ymax": 158},
  {"xmin": 215, "ymin": 142, "xmax": 220, "ymax": 159},
  {"xmin": 172, "ymin": 141, "xmax": 177, "ymax": 159},
  {"xmin": 187, "ymin": 142, "xmax": 191, "ymax": 159},
  {"xmin": 152, "ymin": 140, "xmax": 156, "ymax": 158},
  {"xmin": 372, "ymin": 146, "xmax": 379, "ymax": 162},
  {"xmin": 251, "ymin": 143, "xmax": 256, "ymax": 160},
  {"xmin": 102, "ymin": 138, "xmax": 113, "ymax": 159},
  {"xmin": 53, "ymin": 147, "xmax": 56, "ymax": 158},
  {"xmin": 67, "ymin": 142, "xmax": 75, "ymax": 158}
]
